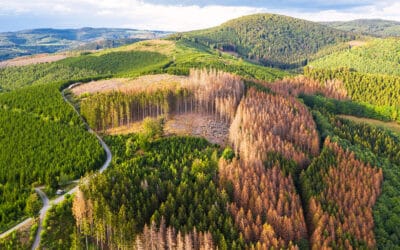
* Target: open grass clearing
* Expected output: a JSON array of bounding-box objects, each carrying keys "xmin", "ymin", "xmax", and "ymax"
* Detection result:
[
  {"xmin": 99, "ymin": 39, "xmax": 175, "ymax": 56},
  {"xmin": 338, "ymin": 114, "xmax": 400, "ymax": 134}
]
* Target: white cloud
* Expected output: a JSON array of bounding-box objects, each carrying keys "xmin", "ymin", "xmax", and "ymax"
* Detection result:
[
  {"xmin": 0, "ymin": 0, "xmax": 399, "ymax": 31},
  {"xmin": 281, "ymin": 1, "xmax": 400, "ymax": 22},
  {"xmin": 106, "ymin": 3, "xmax": 267, "ymax": 31}
]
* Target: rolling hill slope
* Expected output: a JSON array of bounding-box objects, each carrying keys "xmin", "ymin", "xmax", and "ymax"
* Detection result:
[
  {"xmin": 322, "ymin": 19, "xmax": 400, "ymax": 37},
  {"xmin": 309, "ymin": 38, "xmax": 400, "ymax": 76},
  {"xmin": 1, "ymin": 13, "xmax": 400, "ymax": 249},
  {"xmin": 180, "ymin": 13, "xmax": 355, "ymax": 69},
  {"xmin": 0, "ymin": 28, "xmax": 170, "ymax": 61}
]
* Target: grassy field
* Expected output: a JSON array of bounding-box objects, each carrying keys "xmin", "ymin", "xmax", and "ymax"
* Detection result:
[{"xmin": 339, "ymin": 115, "xmax": 400, "ymax": 134}]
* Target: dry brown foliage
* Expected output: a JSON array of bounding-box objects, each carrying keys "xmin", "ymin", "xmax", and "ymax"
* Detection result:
[
  {"xmin": 229, "ymin": 88, "xmax": 319, "ymax": 167},
  {"xmin": 80, "ymin": 69, "xmax": 244, "ymax": 131},
  {"xmin": 269, "ymin": 75, "xmax": 347, "ymax": 100},
  {"xmin": 136, "ymin": 219, "xmax": 215, "ymax": 250},
  {"xmin": 219, "ymin": 158, "xmax": 306, "ymax": 249},
  {"xmin": 308, "ymin": 139, "xmax": 383, "ymax": 249}
]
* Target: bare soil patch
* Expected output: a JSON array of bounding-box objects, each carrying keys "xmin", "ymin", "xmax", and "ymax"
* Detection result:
[
  {"xmin": 165, "ymin": 114, "xmax": 229, "ymax": 145},
  {"xmin": 106, "ymin": 113, "xmax": 229, "ymax": 146},
  {"xmin": 349, "ymin": 40, "xmax": 367, "ymax": 48},
  {"xmin": 0, "ymin": 53, "xmax": 67, "ymax": 68},
  {"xmin": 71, "ymin": 74, "xmax": 187, "ymax": 96}
]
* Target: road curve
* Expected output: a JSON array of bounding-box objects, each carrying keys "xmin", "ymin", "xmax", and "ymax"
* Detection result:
[
  {"xmin": 31, "ymin": 188, "xmax": 50, "ymax": 250},
  {"xmin": 0, "ymin": 218, "xmax": 33, "ymax": 239},
  {"xmin": 30, "ymin": 84, "xmax": 112, "ymax": 250}
]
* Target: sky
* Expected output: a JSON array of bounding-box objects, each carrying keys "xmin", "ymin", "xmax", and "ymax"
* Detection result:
[{"xmin": 0, "ymin": 0, "xmax": 399, "ymax": 32}]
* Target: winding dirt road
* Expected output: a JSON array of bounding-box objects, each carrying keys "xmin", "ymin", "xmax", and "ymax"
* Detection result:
[
  {"xmin": 30, "ymin": 84, "xmax": 113, "ymax": 249},
  {"xmin": 0, "ymin": 83, "xmax": 112, "ymax": 249}
]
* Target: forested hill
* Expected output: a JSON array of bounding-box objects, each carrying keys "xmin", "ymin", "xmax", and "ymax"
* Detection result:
[
  {"xmin": 322, "ymin": 19, "xmax": 400, "ymax": 37},
  {"xmin": 179, "ymin": 13, "xmax": 355, "ymax": 69},
  {"xmin": 0, "ymin": 28, "xmax": 170, "ymax": 61}
]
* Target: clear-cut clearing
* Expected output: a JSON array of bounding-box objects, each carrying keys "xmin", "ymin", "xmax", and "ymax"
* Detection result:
[
  {"xmin": 71, "ymin": 74, "xmax": 186, "ymax": 96},
  {"xmin": 0, "ymin": 53, "xmax": 67, "ymax": 68},
  {"xmin": 107, "ymin": 113, "xmax": 229, "ymax": 146}
]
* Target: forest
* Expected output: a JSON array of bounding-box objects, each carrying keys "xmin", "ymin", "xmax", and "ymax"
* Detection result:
[
  {"xmin": 301, "ymin": 138, "xmax": 383, "ymax": 248},
  {"xmin": 3, "ymin": 65, "xmax": 398, "ymax": 249},
  {"xmin": 304, "ymin": 67, "xmax": 400, "ymax": 108},
  {"xmin": 0, "ymin": 38, "xmax": 288, "ymax": 242},
  {"xmin": 72, "ymin": 135, "xmax": 242, "ymax": 249},
  {"xmin": 0, "ymin": 84, "xmax": 105, "ymax": 231},
  {"xmin": 182, "ymin": 13, "xmax": 355, "ymax": 69},
  {"xmin": 67, "ymin": 70, "xmax": 341, "ymax": 249},
  {"xmin": 1, "ymin": 13, "xmax": 400, "ymax": 249}
]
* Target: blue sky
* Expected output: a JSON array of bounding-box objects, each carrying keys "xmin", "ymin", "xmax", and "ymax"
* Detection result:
[{"xmin": 0, "ymin": 0, "xmax": 399, "ymax": 32}]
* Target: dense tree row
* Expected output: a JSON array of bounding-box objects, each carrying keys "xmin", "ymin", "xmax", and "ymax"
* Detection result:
[
  {"xmin": 268, "ymin": 75, "xmax": 347, "ymax": 100},
  {"xmin": 181, "ymin": 13, "xmax": 354, "ymax": 69},
  {"xmin": 219, "ymin": 158, "xmax": 307, "ymax": 249},
  {"xmin": 304, "ymin": 67, "xmax": 400, "ymax": 107},
  {"xmin": 229, "ymin": 88, "xmax": 319, "ymax": 166},
  {"xmin": 183, "ymin": 69, "xmax": 244, "ymax": 122},
  {"xmin": 80, "ymin": 69, "xmax": 244, "ymax": 131},
  {"xmin": 135, "ymin": 220, "xmax": 215, "ymax": 249},
  {"xmin": 301, "ymin": 138, "xmax": 383, "ymax": 249},
  {"xmin": 72, "ymin": 135, "xmax": 243, "ymax": 249}
]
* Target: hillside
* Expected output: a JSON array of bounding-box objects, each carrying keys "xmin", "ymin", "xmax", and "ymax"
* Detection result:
[
  {"xmin": 309, "ymin": 38, "xmax": 400, "ymax": 76},
  {"xmin": 322, "ymin": 19, "xmax": 400, "ymax": 37},
  {"xmin": 0, "ymin": 39, "xmax": 288, "ymax": 236},
  {"xmin": 0, "ymin": 39, "xmax": 288, "ymax": 91},
  {"xmin": 1, "ymin": 13, "xmax": 400, "ymax": 250},
  {"xmin": 180, "ymin": 13, "xmax": 355, "ymax": 69},
  {"xmin": 306, "ymin": 38, "xmax": 400, "ymax": 109},
  {"xmin": 0, "ymin": 28, "xmax": 170, "ymax": 61}
]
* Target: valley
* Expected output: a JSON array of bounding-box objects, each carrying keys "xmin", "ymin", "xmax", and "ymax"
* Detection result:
[
  {"xmin": 0, "ymin": 12, "xmax": 399, "ymax": 250},
  {"xmin": 0, "ymin": 28, "xmax": 170, "ymax": 61}
]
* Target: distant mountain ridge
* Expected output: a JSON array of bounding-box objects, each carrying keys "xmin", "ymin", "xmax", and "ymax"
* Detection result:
[
  {"xmin": 321, "ymin": 19, "xmax": 400, "ymax": 37},
  {"xmin": 0, "ymin": 27, "xmax": 171, "ymax": 61},
  {"xmin": 179, "ymin": 13, "xmax": 355, "ymax": 69}
]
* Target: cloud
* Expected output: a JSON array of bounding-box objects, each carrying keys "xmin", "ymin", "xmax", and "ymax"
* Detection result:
[
  {"xmin": 285, "ymin": 1, "xmax": 400, "ymax": 22},
  {"xmin": 140, "ymin": 0, "xmax": 377, "ymax": 10},
  {"xmin": 0, "ymin": 0, "xmax": 399, "ymax": 32},
  {"xmin": 0, "ymin": 0, "xmax": 267, "ymax": 31}
]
